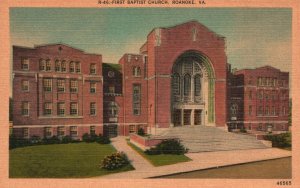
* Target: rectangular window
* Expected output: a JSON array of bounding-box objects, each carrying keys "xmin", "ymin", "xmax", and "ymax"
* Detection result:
[
  {"xmin": 21, "ymin": 58, "xmax": 29, "ymax": 70},
  {"xmin": 90, "ymin": 63, "xmax": 96, "ymax": 74},
  {"xmin": 90, "ymin": 126, "xmax": 96, "ymax": 135},
  {"xmin": 271, "ymin": 106, "xmax": 276, "ymax": 116},
  {"xmin": 70, "ymin": 62, "xmax": 75, "ymax": 73},
  {"xmin": 57, "ymin": 79, "xmax": 66, "ymax": 92},
  {"xmin": 55, "ymin": 60, "xmax": 61, "ymax": 72},
  {"xmin": 46, "ymin": 60, "xmax": 51, "ymax": 71},
  {"xmin": 70, "ymin": 126, "xmax": 78, "ymax": 137},
  {"xmin": 57, "ymin": 102, "xmax": 65, "ymax": 116},
  {"xmin": 23, "ymin": 128, "xmax": 29, "ymax": 138},
  {"xmin": 22, "ymin": 102, "xmax": 29, "ymax": 116},
  {"xmin": 129, "ymin": 125, "xmax": 136, "ymax": 133},
  {"xmin": 133, "ymin": 84, "xmax": 141, "ymax": 115},
  {"xmin": 108, "ymin": 85, "xmax": 115, "ymax": 93},
  {"xmin": 43, "ymin": 78, "xmax": 52, "ymax": 92},
  {"xmin": 70, "ymin": 80, "xmax": 78, "ymax": 93},
  {"xmin": 75, "ymin": 62, "xmax": 81, "ymax": 73},
  {"xmin": 57, "ymin": 126, "xmax": 65, "ymax": 136},
  {"xmin": 90, "ymin": 82, "xmax": 96, "ymax": 93},
  {"xmin": 21, "ymin": 80, "xmax": 29, "ymax": 91},
  {"xmin": 90, "ymin": 102, "xmax": 96, "ymax": 115},
  {"xmin": 61, "ymin": 61, "xmax": 66, "ymax": 72},
  {"xmin": 44, "ymin": 127, "xmax": 52, "ymax": 137},
  {"xmin": 265, "ymin": 106, "xmax": 269, "ymax": 115},
  {"xmin": 70, "ymin": 102, "xmax": 78, "ymax": 115},
  {"xmin": 44, "ymin": 102, "xmax": 52, "ymax": 115}
]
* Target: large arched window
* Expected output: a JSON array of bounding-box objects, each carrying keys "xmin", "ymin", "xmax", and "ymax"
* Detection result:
[
  {"xmin": 172, "ymin": 73, "xmax": 180, "ymax": 95},
  {"xmin": 194, "ymin": 74, "xmax": 201, "ymax": 96},
  {"xmin": 183, "ymin": 74, "xmax": 191, "ymax": 96}
]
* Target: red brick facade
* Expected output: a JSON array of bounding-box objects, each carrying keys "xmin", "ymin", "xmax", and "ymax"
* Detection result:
[
  {"xmin": 12, "ymin": 21, "xmax": 290, "ymax": 139},
  {"xmin": 12, "ymin": 44, "xmax": 103, "ymax": 139},
  {"xmin": 228, "ymin": 66, "xmax": 290, "ymax": 132}
]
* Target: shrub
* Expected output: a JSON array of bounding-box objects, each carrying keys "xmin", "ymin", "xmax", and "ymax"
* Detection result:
[
  {"xmin": 82, "ymin": 133, "xmax": 92, "ymax": 142},
  {"xmin": 137, "ymin": 128, "xmax": 145, "ymax": 136},
  {"xmin": 265, "ymin": 132, "xmax": 291, "ymax": 148},
  {"xmin": 9, "ymin": 135, "xmax": 31, "ymax": 149},
  {"xmin": 144, "ymin": 147, "xmax": 161, "ymax": 155},
  {"xmin": 144, "ymin": 139, "xmax": 188, "ymax": 155},
  {"xmin": 61, "ymin": 135, "xmax": 72, "ymax": 144},
  {"xmin": 30, "ymin": 135, "xmax": 42, "ymax": 144},
  {"xmin": 42, "ymin": 136, "xmax": 60, "ymax": 145},
  {"xmin": 101, "ymin": 152, "xmax": 130, "ymax": 170},
  {"xmin": 82, "ymin": 133, "xmax": 99, "ymax": 143},
  {"xmin": 96, "ymin": 135, "xmax": 111, "ymax": 144}
]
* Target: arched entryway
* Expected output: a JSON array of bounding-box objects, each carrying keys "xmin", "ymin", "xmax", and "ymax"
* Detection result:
[{"xmin": 171, "ymin": 51, "xmax": 215, "ymax": 126}]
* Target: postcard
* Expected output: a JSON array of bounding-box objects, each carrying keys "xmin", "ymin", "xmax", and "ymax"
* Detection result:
[{"xmin": 0, "ymin": 0, "xmax": 299, "ymax": 188}]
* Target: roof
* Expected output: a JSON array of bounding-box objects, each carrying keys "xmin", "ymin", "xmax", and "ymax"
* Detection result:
[{"xmin": 147, "ymin": 20, "xmax": 225, "ymax": 39}]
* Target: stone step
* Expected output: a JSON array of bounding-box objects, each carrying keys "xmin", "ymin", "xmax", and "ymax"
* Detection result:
[{"xmin": 156, "ymin": 126, "xmax": 268, "ymax": 153}]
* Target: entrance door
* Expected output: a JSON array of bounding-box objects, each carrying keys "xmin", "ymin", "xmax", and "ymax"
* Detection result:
[
  {"xmin": 194, "ymin": 110, "xmax": 202, "ymax": 125},
  {"xmin": 103, "ymin": 124, "xmax": 118, "ymax": 138}
]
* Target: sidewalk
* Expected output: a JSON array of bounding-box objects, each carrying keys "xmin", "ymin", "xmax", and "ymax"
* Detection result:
[{"xmin": 97, "ymin": 137, "xmax": 291, "ymax": 179}]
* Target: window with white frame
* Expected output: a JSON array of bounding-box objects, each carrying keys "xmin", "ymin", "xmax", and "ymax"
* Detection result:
[
  {"xmin": 21, "ymin": 80, "xmax": 29, "ymax": 91},
  {"xmin": 21, "ymin": 101, "xmax": 29, "ymax": 116},
  {"xmin": 70, "ymin": 61, "xmax": 75, "ymax": 73},
  {"xmin": 75, "ymin": 62, "xmax": 81, "ymax": 73},
  {"xmin": 90, "ymin": 82, "xmax": 96, "ymax": 93},
  {"xmin": 90, "ymin": 102, "xmax": 96, "ymax": 115},
  {"xmin": 23, "ymin": 128, "xmax": 29, "ymax": 138},
  {"xmin": 90, "ymin": 126, "xmax": 96, "ymax": 135},
  {"xmin": 70, "ymin": 102, "xmax": 78, "ymax": 115},
  {"xmin": 55, "ymin": 60, "xmax": 61, "ymax": 72},
  {"xmin": 57, "ymin": 79, "xmax": 66, "ymax": 92},
  {"xmin": 129, "ymin": 125, "xmax": 136, "ymax": 133},
  {"xmin": 133, "ymin": 66, "xmax": 141, "ymax": 77},
  {"xmin": 44, "ymin": 127, "xmax": 52, "ymax": 137},
  {"xmin": 57, "ymin": 102, "xmax": 65, "ymax": 116},
  {"xmin": 265, "ymin": 106, "xmax": 269, "ymax": 115},
  {"xmin": 57, "ymin": 126, "xmax": 65, "ymax": 136},
  {"xmin": 44, "ymin": 102, "xmax": 52, "ymax": 115},
  {"xmin": 21, "ymin": 58, "xmax": 29, "ymax": 70},
  {"xmin": 90, "ymin": 63, "xmax": 96, "ymax": 74},
  {"xmin": 70, "ymin": 126, "xmax": 78, "ymax": 137},
  {"xmin": 45, "ymin": 60, "xmax": 51, "ymax": 71},
  {"xmin": 70, "ymin": 80, "xmax": 78, "ymax": 93},
  {"xmin": 61, "ymin": 60, "xmax": 66, "ymax": 72},
  {"xmin": 43, "ymin": 78, "xmax": 52, "ymax": 92}
]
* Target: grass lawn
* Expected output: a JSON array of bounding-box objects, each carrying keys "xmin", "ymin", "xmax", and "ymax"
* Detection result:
[
  {"xmin": 127, "ymin": 142, "xmax": 191, "ymax": 166},
  {"xmin": 158, "ymin": 157, "xmax": 292, "ymax": 179},
  {"xmin": 10, "ymin": 142, "xmax": 134, "ymax": 178}
]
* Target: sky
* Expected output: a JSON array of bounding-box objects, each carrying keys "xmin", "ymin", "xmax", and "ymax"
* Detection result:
[{"xmin": 10, "ymin": 8, "xmax": 292, "ymax": 72}]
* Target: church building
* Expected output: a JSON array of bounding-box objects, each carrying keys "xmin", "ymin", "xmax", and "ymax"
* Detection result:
[{"xmin": 12, "ymin": 21, "xmax": 289, "ymax": 139}]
